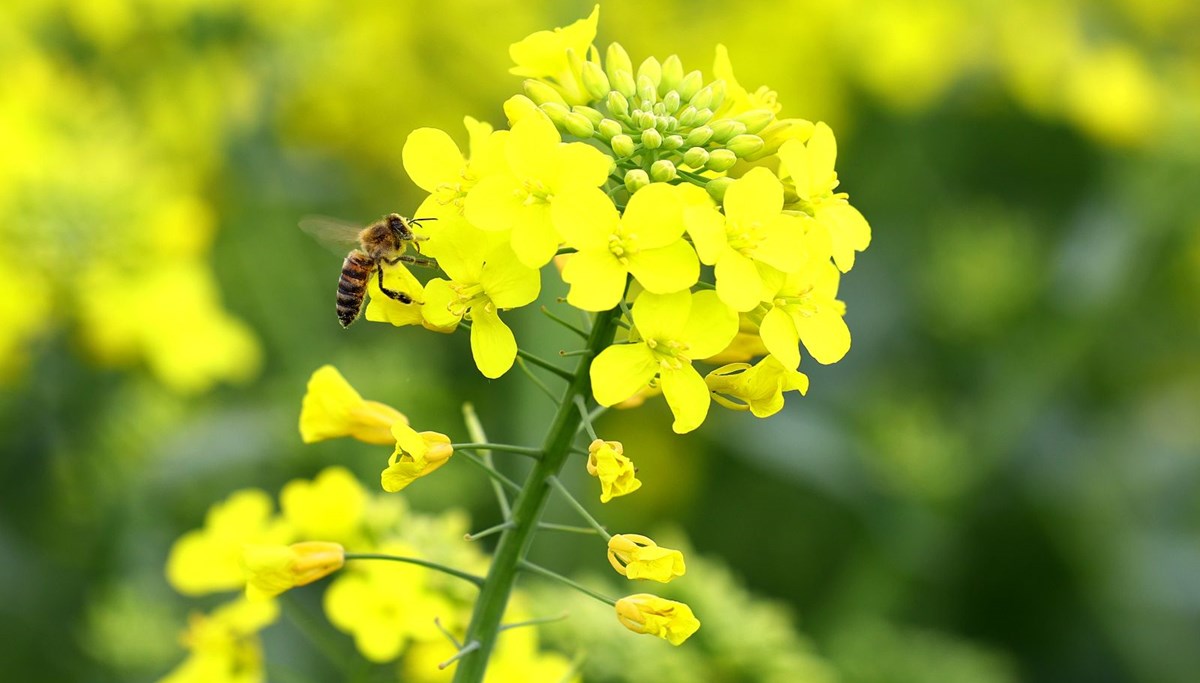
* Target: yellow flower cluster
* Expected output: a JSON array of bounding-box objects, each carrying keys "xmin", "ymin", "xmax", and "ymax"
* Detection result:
[{"xmin": 361, "ymin": 5, "xmax": 870, "ymax": 436}]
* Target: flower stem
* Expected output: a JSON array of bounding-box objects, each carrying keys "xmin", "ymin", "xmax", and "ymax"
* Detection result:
[
  {"xmin": 450, "ymin": 442, "xmax": 543, "ymax": 458},
  {"xmin": 450, "ymin": 307, "xmax": 621, "ymax": 683},
  {"xmin": 519, "ymin": 560, "xmax": 616, "ymax": 606},
  {"xmin": 547, "ymin": 475, "xmax": 612, "ymax": 541},
  {"xmin": 344, "ymin": 553, "xmax": 485, "ymax": 587}
]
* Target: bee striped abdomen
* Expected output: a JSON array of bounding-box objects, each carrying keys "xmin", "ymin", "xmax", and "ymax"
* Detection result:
[{"xmin": 337, "ymin": 250, "xmax": 374, "ymax": 327}]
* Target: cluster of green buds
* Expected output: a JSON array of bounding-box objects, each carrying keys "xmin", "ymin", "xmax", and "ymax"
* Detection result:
[{"xmin": 521, "ymin": 41, "xmax": 813, "ymax": 201}]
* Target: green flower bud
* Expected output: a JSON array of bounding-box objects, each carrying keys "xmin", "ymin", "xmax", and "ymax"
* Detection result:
[
  {"xmin": 683, "ymin": 146, "xmax": 710, "ymax": 168},
  {"xmin": 676, "ymin": 105, "xmax": 700, "ymax": 127},
  {"xmin": 624, "ymin": 168, "xmax": 650, "ymax": 193},
  {"xmin": 663, "ymin": 134, "xmax": 684, "ymax": 150},
  {"xmin": 662, "ymin": 90, "xmax": 681, "ymax": 114},
  {"xmin": 690, "ymin": 86, "xmax": 714, "ymax": 111},
  {"xmin": 705, "ymin": 176, "xmax": 735, "ymax": 202},
  {"xmin": 611, "ymin": 134, "xmax": 636, "ymax": 158},
  {"xmin": 641, "ymin": 128, "xmax": 663, "ymax": 150},
  {"xmin": 598, "ymin": 118, "xmax": 623, "ymax": 140},
  {"xmin": 651, "ymin": 102, "xmax": 667, "ymax": 117},
  {"xmin": 661, "ymin": 55, "xmax": 683, "ymax": 94},
  {"xmin": 607, "ymin": 91, "xmax": 630, "ymax": 117},
  {"xmin": 710, "ymin": 119, "xmax": 747, "ymax": 143},
  {"xmin": 637, "ymin": 56, "xmax": 662, "ymax": 89},
  {"xmin": 564, "ymin": 112, "xmax": 596, "ymax": 138},
  {"xmin": 540, "ymin": 102, "xmax": 570, "ymax": 125},
  {"xmin": 573, "ymin": 105, "xmax": 605, "ymax": 126},
  {"xmin": 524, "ymin": 79, "xmax": 567, "ymax": 106},
  {"xmin": 694, "ymin": 108, "xmax": 714, "ymax": 124},
  {"xmin": 606, "ymin": 43, "xmax": 633, "ymax": 82},
  {"xmin": 650, "ymin": 159, "xmax": 678, "ymax": 182},
  {"xmin": 683, "ymin": 125, "xmax": 714, "ymax": 147},
  {"xmin": 726, "ymin": 134, "xmax": 764, "ymax": 158},
  {"xmin": 706, "ymin": 149, "xmax": 738, "ymax": 172},
  {"xmin": 733, "ymin": 109, "xmax": 776, "ymax": 134},
  {"xmin": 636, "ymin": 111, "xmax": 656, "ymax": 130},
  {"xmin": 654, "ymin": 116, "xmax": 671, "ymax": 132},
  {"xmin": 709, "ymin": 79, "xmax": 727, "ymax": 111},
  {"xmin": 664, "ymin": 116, "xmax": 679, "ymax": 132},
  {"xmin": 637, "ymin": 75, "xmax": 658, "ymax": 105},
  {"xmin": 581, "ymin": 61, "xmax": 612, "ymax": 102},
  {"xmin": 611, "ymin": 69, "xmax": 637, "ymax": 98},
  {"xmin": 677, "ymin": 70, "xmax": 704, "ymax": 101}
]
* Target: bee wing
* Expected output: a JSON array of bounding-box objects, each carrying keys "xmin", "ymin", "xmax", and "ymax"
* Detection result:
[{"xmin": 299, "ymin": 215, "xmax": 361, "ymax": 255}]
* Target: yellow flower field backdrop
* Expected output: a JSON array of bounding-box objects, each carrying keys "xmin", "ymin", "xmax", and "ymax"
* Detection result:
[{"xmin": 1, "ymin": 1, "xmax": 1198, "ymax": 682}]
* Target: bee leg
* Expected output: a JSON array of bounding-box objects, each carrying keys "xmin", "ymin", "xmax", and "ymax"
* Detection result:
[
  {"xmin": 392, "ymin": 254, "xmax": 439, "ymax": 269},
  {"xmin": 376, "ymin": 266, "xmax": 413, "ymax": 304}
]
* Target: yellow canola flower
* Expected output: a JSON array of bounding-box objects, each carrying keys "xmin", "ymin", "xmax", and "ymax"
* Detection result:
[
  {"xmin": 158, "ymin": 598, "xmax": 278, "ymax": 683},
  {"xmin": 614, "ymin": 594, "xmax": 700, "ymax": 646},
  {"xmin": 381, "ymin": 422, "xmax": 454, "ymax": 493},
  {"xmin": 607, "ymin": 534, "xmax": 686, "ymax": 583},
  {"xmin": 703, "ymin": 313, "xmax": 771, "ymax": 364},
  {"xmin": 280, "ymin": 467, "xmax": 366, "ymax": 543},
  {"xmin": 760, "ymin": 257, "xmax": 851, "ymax": 368},
  {"xmin": 464, "ymin": 113, "xmax": 612, "ymax": 268},
  {"xmin": 403, "ymin": 117, "xmax": 509, "ymax": 211},
  {"xmin": 778, "ymin": 123, "xmax": 872, "ymax": 272},
  {"xmin": 242, "ymin": 541, "xmax": 345, "ymax": 600},
  {"xmin": 421, "ymin": 217, "xmax": 540, "ymax": 379},
  {"xmin": 688, "ymin": 167, "xmax": 810, "ymax": 312},
  {"xmin": 591, "ymin": 290, "xmax": 737, "ymax": 434},
  {"xmin": 553, "ymin": 182, "xmax": 699, "ymax": 311},
  {"xmin": 324, "ymin": 541, "xmax": 455, "ymax": 662},
  {"xmin": 299, "ymin": 365, "xmax": 407, "ymax": 445},
  {"xmin": 509, "ymin": 5, "xmax": 600, "ymax": 105},
  {"xmin": 706, "ymin": 355, "xmax": 809, "ymax": 418},
  {"xmin": 166, "ymin": 489, "xmax": 293, "ymax": 596},
  {"xmin": 362, "ymin": 260, "xmax": 433, "ymax": 329},
  {"xmin": 587, "ymin": 439, "xmax": 641, "ymax": 503}
]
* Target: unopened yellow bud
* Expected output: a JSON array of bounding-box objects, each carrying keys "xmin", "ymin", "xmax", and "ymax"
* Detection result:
[
  {"xmin": 683, "ymin": 125, "xmax": 714, "ymax": 147},
  {"xmin": 709, "ymin": 119, "xmax": 747, "ymax": 143},
  {"xmin": 726, "ymin": 134, "xmax": 764, "ymax": 158},
  {"xmin": 524, "ymin": 79, "xmax": 567, "ymax": 106},
  {"xmin": 586, "ymin": 439, "xmax": 641, "ymax": 502},
  {"xmin": 624, "ymin": 169, "xmax": 650, "ymax": 193},
  {"xmin": 581, "ymin": 61, "xmax": 611, "ymax": 101},
  {"xmin": 605, "ymin": 42, "xmax": 633, "ymax": 82},
  {"xmin": 650, "ymin": 159, "xmax": 677, "ymax": 182},
  {"xmin": 705, "ymin": 176, "xmax": 735, "ymax": 201},
  {"xmin": 615, "ymin": 594, "xmax": 700, "ymax": 645},
  {"xmin": 607, "ymin": 90, "xmax": 630, "ymax": 117},
  {"xmin": 381, "ymin": 423, "xmax": 453, "ymax": 493},
  {"xmin": 733, "ymin": 108, "xmax": 776, "ymax": 134},
  {"xmin": 597, "ymin": 118, "xmax": 623, "ymax": 140},
  {"xmin": 242, "ymin": 541, "xmax": 345, "ymax": 600},
  {"xmin": 663, "ymin": 134, "xmax": 684, "ymax": 150},
  {"xmin": 677, "ymin": 70, "xmax": 704, "ymax": 101},
  {"xmin": 641, "ymin": 128, "xmax": 663, "ymax": 150},
  {"xmin": 708, "ymin": 78, "xmax": 727, "ymax": 110},
  {"xmin": 540, "ymin": 102, "xmax": 570, "ymax": 126},
  {"xmin": 573, "ymin": 105, "xmax": 605, "ymax": 126},
  {"xmin": 607, "ymin": 534, "xmax": 686, "ymax": 583},
  {"xmin": 660, "ymin": 55, "xmax": 683, "ymax": 94},
  {"xmin": 636, "ymin": 56, "xmax": 662, "ymax": 89},
  {"xmin": 661, "ymin": 90, "xmax": 681, "ymax": 114},
  {"xmin": 683, "ymin": 147, "xmax": 710, "ymax": 168},
  {"xmin": 611, "ymin": 68, "xmax": 636, "ymax": 98},
  {"xmin": 690, "ymin": 86, "xmax": 714, "ymax": 110},
  {"xmin": 636, "ymin": 76, "xmax": 658, "ymax": 105},
  {"xmin": 611, "ymin": 133, "xmax": 636, "ymax": 158},
  {"xmin": 706, "ymin": 149, "xmax": 738, "ymax": 172},
  {"xmin": 563, "ymin": 112, "xmax": 596, "ymax": 138}
]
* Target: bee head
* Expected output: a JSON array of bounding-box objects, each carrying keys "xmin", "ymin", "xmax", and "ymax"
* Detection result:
[{"xmin": 386, "ymin": 213, "xmax": 413, "ymax": 240}]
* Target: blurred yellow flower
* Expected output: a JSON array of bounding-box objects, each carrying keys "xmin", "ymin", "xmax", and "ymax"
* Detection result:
[
  {"xmin": 279, "ymin": 467, "xmax": 366, "ymax": 543},
  {"xmin": 586, "ymin": 439, "xmax": 641, "ymax": 503},
  {"xmin": 299, "ymin": 365, "xmax": 407, "ymax": 445},
  {"xmin": 614, "ymin": 594, "xmax": 700, "ymax": 645},
  {"xmin": 509, "ymin": 4, "xmax": 600, "ymax": 105},
  {"xmin": 242, "ymin": 542, "xmax": 345, "ymax": 600},
  {"xmin": 158, "ymin": 598, "xmax": 278, "ymax": 683},
  {"xmin": 607, "ymin": 534, "xmax": 686, "ymax": 583}
]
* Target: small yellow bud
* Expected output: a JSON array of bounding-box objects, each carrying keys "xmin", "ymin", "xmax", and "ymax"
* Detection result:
[
  {"xmin": 607, "ymin": 534, "xmax": 686, "ymax": 583},
  {"xmin": 605, "ymin": 42, "xmax": 633, "ymax": 81},
  {"xmin": 708, "ymin": 78, "xmax": 727, "ymax": 110},
  {"xmin": 683, "ymin": 146, "xmax": 710, "ymax": 168},
  {"xmin": 635, "ymin": 111, "xmax": 656, "ymax": 130},
  {"xmin": 573, "ymin": 105, "xmax": 605, "ymax": 126},
  {"xmin": 524, "ymin": 79, "xmax": 567, "ymax": 106},
  {"xmin": 636, "ymin": 76, "xmax": 657, "ymax": 104},
  {"xmin": 683, "ymin": 125, "xmax": 714, "ymax": 147},
  {"xmin": 689, "ymin": 86, "xmax": 714, "ymax": 110},
  {"xmin": 705, "ymin": 176, "xmax": 735, "ymax": 201},
  {"xmin": 709, "ymin": 119, "xmax": 747, "ymax": 143},
  {"xmin": 581, "ymin": 61, "xmax": 611, "ymax": 101},
  {"xmin": 733, "ymin": 108, "xmax": 776, "ymax": 134},
  {"xmin": 624, "ymin": 169, "xmax": 650, "ymax": 193},
  {"xmin": 641, "ymin": 128, "xmax": 663, "ymax": 150},
  {"xmin": 242, "ymin": 541, "xmax": 345, "ymax": 600},
  {"xmin": 726, "ymin": 133, "xmax": 765, "ymax": 158},
  {"xmin": 705, "ymin": 149, "xmax": 738, "ymax": 172},
  {"xmin": 662, "ymin": 90, "xmax": 681, "ymax": 114},
  {"xmin": 381, "ymin": 424, "xmax": 453, "ymax": 493},
  {"xmin": 611, "ymin": 134, "xmax": 636, "ymax": 158},
  {"xmin": 677, "ymin": 70, "xmax": 704, "ymax": 101},
  {"xmin": 662, "ymin": 134, "xmax": 684, "ymax": 150},
  {"xmin": 611, "ymin": 68, "xmax": 636, "ymax": 98},
  {"xmin": 636, "ymin": 56, "xmax": 662, "ymax": 89},
  {"xmin": 614, "ymin": 594, "xmax": 700, "ymax": 645},
  {"xmin": 660, "ymin": 55, "xmax": 684, "ymax": 94},
  {"xmin": 650, "ymin": 159, "xmax": 677, "ymax": 182},
  {"xmin": 539, "ymin": 102, "xmax": 570, "ymax": 126},
  {"xmin": 597, "ymin": 118, "xmax": 623, "ymax": 140},
  {"xmin": 586, "ymin": 439, "xmax": 641, "ymax": 502},
  {"xmin": 564, "ymin": 112, "xmax": 596, "ymax": 138}
]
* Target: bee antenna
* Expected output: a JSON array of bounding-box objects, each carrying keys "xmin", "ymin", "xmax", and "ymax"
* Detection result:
[{"xmin": 410, "ymin": 217, "xmax": 438, "ymax": 224}]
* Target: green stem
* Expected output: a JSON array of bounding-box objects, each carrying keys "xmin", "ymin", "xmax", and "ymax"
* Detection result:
[
  {"xmin": 451, "ymin": 442, "xmax": 543, "ymax": 458},
  {"xmin": 450, "ymin": 307, "xmax": 621, "ymax": 683},
  {"xmin": 547, "ymin": 475, "xmax": 612, "ymax": 541},
  {"xmin": 462, "ymin": 404, "xmax": 512, "ymax": 521},
  {"xmin": 519, "ymin": 560, "xmax": 617, "ymax": 606},
  {"xmin": 345, "ymin": 553, "xmax": 484, "ymax": 587}
]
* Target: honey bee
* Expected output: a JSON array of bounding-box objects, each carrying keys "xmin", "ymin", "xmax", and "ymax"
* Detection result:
[{"xmin": 300, "ymin": 213, "xmax": 437, "ymax": 327}]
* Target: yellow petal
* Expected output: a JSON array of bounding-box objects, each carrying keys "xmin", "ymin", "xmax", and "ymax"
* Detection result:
[
  {"xmin": 680, "ymin": 290, "xmax": 739, "ymax": 359},
  {"xmin": 552, "ymin": 186, "xmax": 617, "ymax": 250},
  {"xmin": 420, "ymin": 279, "xmax": 462, "ymax": 330},
  {"xmin": 722, "ymin": 167, "xmax": 782, "ymax": 224},
  {"xmin": 627, "ymin": 240, "xmax": 699, "ymax": 294},
  {"xmin": 402, "ymin": 128, "xmax": 463, "ymax": 193},
  {"xmin": 563, "ymin": 249, "xmax": 628, "ymax": 311},
  {"xmin": 464, "ymin": 174, "xmax": 525, "ymax": 233},
  {"xmin": 660, "ymin": 365, "xmax": 710, "ymax": 434},
  {"xmin": 509, "ymin": 203, "xmax": 561, "ymax": 268},
  {"xmin": 620, "ymin": 182, "xmax": 686, "ymax": 249},
  {"xmin": 796, "ymin": 307, "xmax": 851, "ymax": 365},
  {"xmin": 470, "ymin": 307, "xmax": 517, "ymax": 379},
  {"xmin": 715, "ymin": 250, "xmax": 764, "ymax": 312},
  {"xmin": 591, "ymin": 342, "xmax": 657, "ymax": 406},
  {"xmin": 550, "ymin": 140, "xmax": 613, "ymax": 190},
  {"xmin": 630, "ymin": 290, "xmax": 691, "ymax": 342},
  {"xmin": 480, "ymin": 245, "xmax": 541, "ymax": 309},
  {"xmin": 759, "ymin": 306, "xmax": 800, "ymax": 369}
]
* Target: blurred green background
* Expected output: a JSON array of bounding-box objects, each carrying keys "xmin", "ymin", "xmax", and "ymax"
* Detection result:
[{"xmin": 2, "ymin": 1, "xmax": 1199, "ymax": 681}]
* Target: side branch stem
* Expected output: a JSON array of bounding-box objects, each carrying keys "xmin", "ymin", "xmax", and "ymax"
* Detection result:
[{"xmin": 450, "ymin": 307, "xmax": 621, "ymax": 683}]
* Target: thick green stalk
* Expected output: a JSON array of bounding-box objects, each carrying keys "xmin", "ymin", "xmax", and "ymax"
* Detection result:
[{"xmin": 451, "ymin": 307, "xmax": 620, "ymax": 682}]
